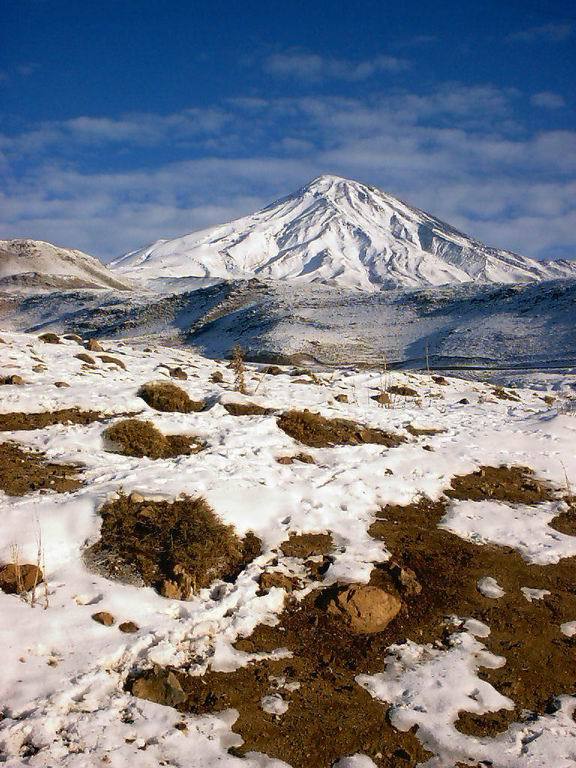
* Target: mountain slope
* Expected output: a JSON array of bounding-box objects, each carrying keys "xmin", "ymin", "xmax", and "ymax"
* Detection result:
[
  {"xmin": 111, "ymin": 175, "xmax": 576, "ymax": 290},
  {"xmin": 0, "ymin": 239, "xmax": 131, "ymax": 291}
]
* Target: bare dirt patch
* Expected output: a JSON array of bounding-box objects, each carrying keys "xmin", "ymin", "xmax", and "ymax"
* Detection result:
[
  {"xmin": 0, "ymin": 408, "xmax": 116, "ymax": 431},
  {"xmin": 85, "ymin": 494, "xmax": 261, "ymax": 597},
  {"xmin": 137, "ymin": 381, "xmax": 204, "ymax": 413},
  {"xmin": 280, "ymin": 532, "xmax": 334, "ymax": 558},
  {"xmin": 0, "ymin": 441, "xmax": 82, "ymax": 495},
  {"xmin": 369, "ymin": 494, "xmax": 576, "ymax": 737},
  {"xmin": 103, "ymin": 419, "xmax": 204, "ymax": 459},
  {"xmin": 277, "ymin": 410, "xmax": 406, "ymax": 449},
  {"xmin": 222, "ymin": 402, "xmax": 274, "ymax": 416},
  {"xmin": 446, "ymin": 465, "xmax": 555, "ymax": 505}
]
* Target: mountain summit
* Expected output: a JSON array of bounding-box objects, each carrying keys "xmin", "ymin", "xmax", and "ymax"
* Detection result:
[{"xmin": 111, "ymin": 175, "xmax": 576, "ymax": 290}]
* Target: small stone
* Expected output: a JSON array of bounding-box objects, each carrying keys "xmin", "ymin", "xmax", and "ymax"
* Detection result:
[
  {"xmin": 92, "ymin": 611, "xmax": 115, "ymax": 626},
  {"xmin": 458, "ymin": 398, "xmax": 469, "ymax": 405},
  {"xmin": 334, "ymin": 394, "xmax": 348, "ymax": 403},
  {"xmin": 119, "ymin": 621, "xmax": 139, "ymax": 634},
  {"xmin": 129, "ymin": 491, "xmax": 145, "ymax": 504},
  {"xmin": 327, "ymin": 584, "xmax": 402, "ymax": 634},
  {"xmin": 54, "ymin": 381, "xmax": 70, "ymax": 388},
  {"xmin": 0, "ymin": 563, "xmax": 43, "ymax": 594}
]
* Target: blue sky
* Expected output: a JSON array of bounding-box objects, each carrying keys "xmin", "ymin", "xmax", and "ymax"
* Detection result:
[{"xmin": 1, "ymin": 0, "xmax": 575, "ymax": 261}]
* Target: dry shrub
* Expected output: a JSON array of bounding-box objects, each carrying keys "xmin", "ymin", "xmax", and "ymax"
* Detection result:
[
  {"xmin": 104, "ymin": 419, "xmax": 203, "ymax": 459},
  {"xmin": 0, "ymin": 408, "xmax": 105, "ymax": 431},
  {"xmin": 277, "ymin": 410, "xmax": 406, "ymax": 449},
  {"xmin": 85, "ymin": 494, "xmax": 261, "ymax": 596},
  {"xmin": 38, "ymin": 332, "xmax": 60, "ymax": 344},
  {"xmin": 75, "ymin": 352, "xmax": 96, "ymax": 364},
  {"xmin": 98, "ymin": 354, "xmax": 127, "ymax": 370},
  {"xmin": 137, "ymin": 381, "xmax": 204, "ymax": 413},
  {"xmin": 223, "ymin": 402, "xmax": 273, "ymax": 416},
  {"xmin": 231, "ymin": 345, "xmax": 247, "ymax": 394},
  {"xmin": 387, "ymin": 384, "xmax": 418, "ymax": 397}
]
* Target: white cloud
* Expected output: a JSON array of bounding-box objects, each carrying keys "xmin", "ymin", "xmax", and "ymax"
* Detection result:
[
  {"xmin": 530, "ymin": 91, "xmax": 566, "ymax": 109},
  {"xmin": 264, "ymin": 51, "xmax": 409, "ymax": 82},
  {"xmin": 507, "ymin": 22, "xmax": 573, "ymax": 43}
]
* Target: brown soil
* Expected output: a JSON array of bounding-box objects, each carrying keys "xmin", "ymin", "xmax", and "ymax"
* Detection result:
[
  {"xmin": 406, "ymin": 424, "xmax": 446, "ymax": 437},
  {"xmin": 280, "ymin": 532, "xmax": 334, "ymax": 558},
  {"xmin": 277, "ymin": 410, "xmax": 406, "ymax": 449},
  {"xmin": 98, "ymin": 354, "xmax": 127, "ymax": 370},
  {"xmin": 0, "ymin": 441, "xmax": 82, "ymax": 495},
  {"xmin": 446, "ymin": 465, "xmax": 555, "ymax": 505},
  {"xmin": 137, "ymin": 382, "xmax": 204, "ymax": 413},
  {"xmin": 103, "ymin": 419, "xmax": 204, "ymax": 459},
  {"xmin": 370, "ymin": 493, "xmax": 576, "ymax": 737},
  {"xmin": 223, "ymin": 402, "xmax": 274, "ymax": 416},
  {"xmin": 550, "ymin": 498, "xmax": 576, "ymax": 535},
  {"xmin": 0, "ymin": 408, "xmax": 117, "ymax": 431},
  {"xmin": 85, "ymin": 494, "xmax": 261, "ymax": 596}
]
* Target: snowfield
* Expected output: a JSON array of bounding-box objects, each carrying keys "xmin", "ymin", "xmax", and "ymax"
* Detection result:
[{"xmin": 0, "ymin": 332, "xmax": 575, "ymax": 767}]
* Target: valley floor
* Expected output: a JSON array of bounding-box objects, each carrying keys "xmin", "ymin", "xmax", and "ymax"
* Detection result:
[{"xmin": 0, "ymin": 332, "xmax": 575, "ymax": 767}]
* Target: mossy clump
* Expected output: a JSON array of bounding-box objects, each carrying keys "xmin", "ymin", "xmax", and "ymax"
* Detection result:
[
  {"xmin": 137, "ymin": 381, "xmax": 204, "ymax": 413},
  {"xmin": 277, "ymin": 410, "xmax": 406, "ymax": 449},
  {"xmin": 85, "ymin": 494, "xmax": 261, "ymax": 596},
  {"xmin": 104, "ymin": 418, "xmax": 203, "ymax": 459}
]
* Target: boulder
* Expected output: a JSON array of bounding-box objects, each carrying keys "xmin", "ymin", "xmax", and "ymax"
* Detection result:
[
  {"xmin": 327, "ymin": 584, "xmax": 401, "ymax": 634},
  {"xmin": 0, "ymin": 563, "xmax": 43, "ymax": 593}
]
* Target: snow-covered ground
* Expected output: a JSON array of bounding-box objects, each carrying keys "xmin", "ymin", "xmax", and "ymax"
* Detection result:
[{"xmin": 0, "ymin": 332, "xmax": 575, "ymax": 767}]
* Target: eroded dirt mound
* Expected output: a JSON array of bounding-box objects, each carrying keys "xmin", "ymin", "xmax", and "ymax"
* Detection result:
[
  {"xmin": 278, "ymin": 410, "xmax": 406, "ymax": 448},
  {"xmin": 447, "ymin": 465, "xmax": 555, "ymax": 505},
  {"xmin": 137, "ymin": 381, "xmax": 204, "ymax": 413},
  {"xmin": 0, "ymin": 408, "xmax": 107, "ymax": 431},
  {"xmin": 222, "ymin": 402, "xmax": 274, "ymax": 416},
  {"xmin": 0, "ymin": 442, "xmax": 83, "ymax": 495},
  {"xmin": 103, "ymin": 419, "xmax": 204, "ymax": 459},
  {"xmin": 85, "ymin": 494, "xmax": 261, "ymax": 597}
]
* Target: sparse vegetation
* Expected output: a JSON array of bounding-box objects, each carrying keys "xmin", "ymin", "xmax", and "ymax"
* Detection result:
[
  {"xmin": 104, "ymin": 418, "xmax": 203, "ymax": 459},
  {"xmin": 210, "ymin": 370, "xmax": 224, "ymax": 383},
  {"xmin": 277, "ymin": 409, "xmax": 406, "ymax": 448},
  {"xmin": 231, "ymin": 345, "xmax": 247, "ymax": 394},
  {"xmin": 0, "ymin": 442, "xmax": 83, "ymax": 495},
  {"xmin": 0, "ymin": 408, "xmax": 107, "ymax": 431},
  {"xmin": 38, "ymin": 332, "xmax": 60, "ymax": 344},
  {"xmin": 85, "ymin": 493, "xmax": 261, "ymax": 597},
  {"xmin": 137, "ymin": 381, "xmax": 204, "ymax": 413},
  {"xmin": 223, "ymin": 401, "xmax": 273, "ymax": 416}
]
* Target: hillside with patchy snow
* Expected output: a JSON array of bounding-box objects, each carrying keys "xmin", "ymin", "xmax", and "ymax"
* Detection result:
[
  {"xmin": 111, "ymin": 176, "xmax": 576, "ymax": 290},
  {"xmin": 0, "ymin": 239, "xmax": 131, "ymax": 291},
  {"xmin": 0, "ymin": 332, "xmax": 575, "ymax": 767}
]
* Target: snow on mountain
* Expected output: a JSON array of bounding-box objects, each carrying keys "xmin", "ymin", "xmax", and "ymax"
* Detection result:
[
  {"xmin": 111, "ymin": 175, "xmax": 576, "ymax": 290},
  {"xmin": 0, "ymin": 239, "xmax": 131, "ymax": 291}
]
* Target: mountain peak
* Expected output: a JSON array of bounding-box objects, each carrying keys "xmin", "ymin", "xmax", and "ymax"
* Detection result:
[{"xmin": 111, "ymin": 177, "xmax": 576, "ymax": 290}]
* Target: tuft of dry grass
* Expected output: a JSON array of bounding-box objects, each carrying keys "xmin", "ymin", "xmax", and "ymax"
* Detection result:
[
  {"xmin": 98, "ymin": 354, "xmax": 127, "ymax": 370},
  {"xmin": 223, "ymin": 402, "xmax": 273, "ymax": 416},
  {"xmin": 277, "ymin": 410, "xmax": 406, "ymax": 449},
  {"xmin": 137, "ymin": 381, "xmax": 204, "ymax": 413},
  {"xmin": 38, "ymin": 332, "xmax": 60, "ymax": 344},
  {"xmin": 85, "ymin": 494, "xmax": 261, "ymax": 597},
  {"xmin": 104, "ymin": 418, "xmax": 203, "ymax": 459}
]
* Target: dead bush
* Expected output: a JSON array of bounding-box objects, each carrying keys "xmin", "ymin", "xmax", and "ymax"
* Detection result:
[
  {"xmin": 277, "ymin": 410, "xmax": 406, "ymax": 448},
  {"xmin": 85, "ymin": 494, "xmax": 261, "ymax": 596},
  {"xmin": 104, "ymin": 419, "xmax": 204, "ymax": 459},
  {"xmin": 223, "ymin": 402, "xmax": 273, "ymax": 416},
  {"xmin": 75, "ymin": 352, "xmax": 96, "ymax": 364},
  {"xmin": 137, "ymin": 381, "xmax": 204, "ymax": 413},
  {"xmin": 38, "ymin": 332, "xmax": 60, "ymax": 344},
  {"xmin": 98, "ymin": 354, "xmax": 127, "ymax": 370}
]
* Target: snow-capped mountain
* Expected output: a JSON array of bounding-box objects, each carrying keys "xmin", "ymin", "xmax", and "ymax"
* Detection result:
[
  {"xmin": 0, "ymin": 239, "xmax": 131, "ymax": 291},
  {"xmin": 111, "ymin": 175, "xmax": 576, "ymax": 290}
]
